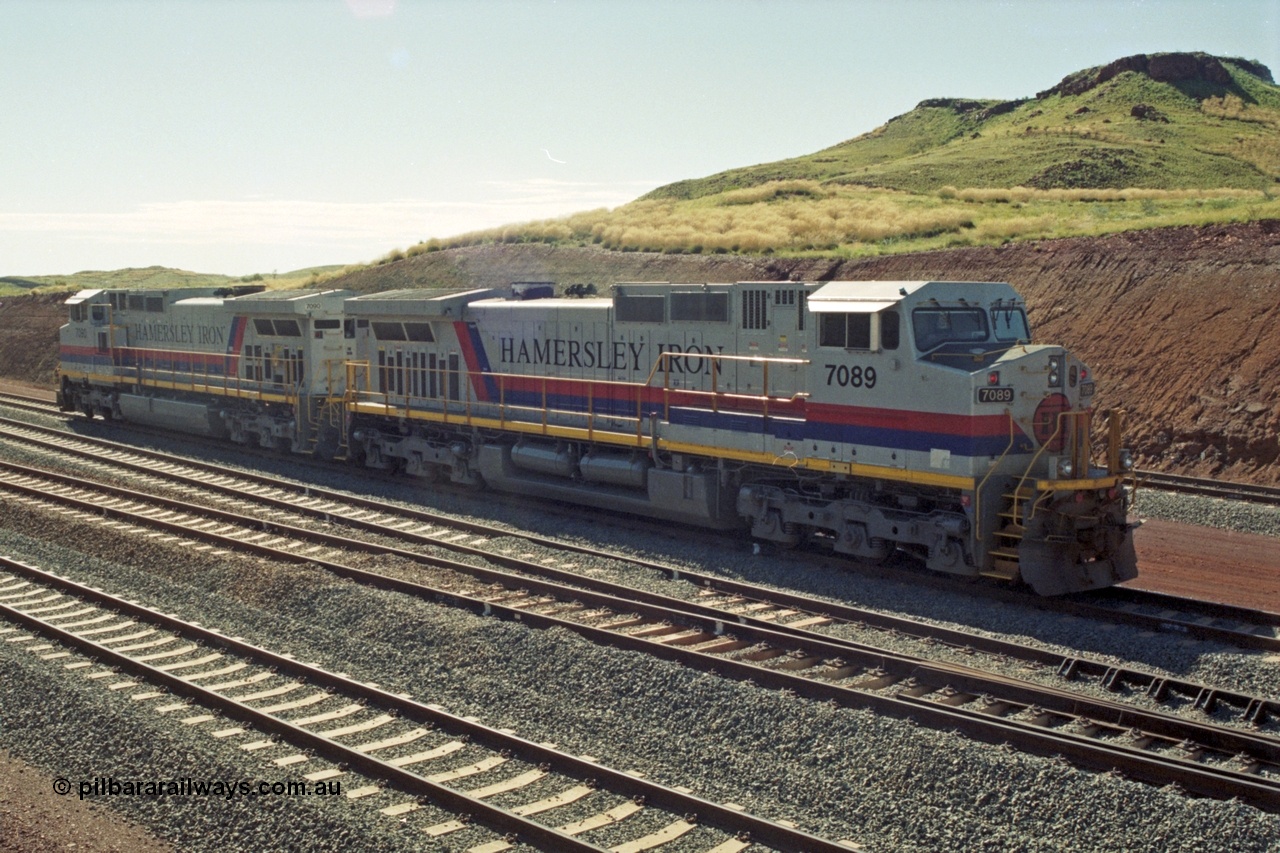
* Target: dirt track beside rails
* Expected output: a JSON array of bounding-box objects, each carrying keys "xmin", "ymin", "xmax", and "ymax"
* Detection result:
[
  {"xmin": 1130, "ymin": 519, "xmax": 1280, "ymax": 609},
  {"xmin": 3, "ymin": 220, "xmax": 1279, "ymax": 482}
]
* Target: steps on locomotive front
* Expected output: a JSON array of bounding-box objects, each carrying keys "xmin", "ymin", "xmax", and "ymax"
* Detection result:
[{"xmin": 982, "ymin": 485, "xmax": 1034, "ymax": 581}]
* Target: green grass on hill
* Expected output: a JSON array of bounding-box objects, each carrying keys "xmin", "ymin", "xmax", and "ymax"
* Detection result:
[
  {"xmin": 644, "ymin": 58, "xmax": 1280, "ymax": 199},
  {"xmin": 377, "ymin": 54, "xmax": 1278, "ymax": 264}
]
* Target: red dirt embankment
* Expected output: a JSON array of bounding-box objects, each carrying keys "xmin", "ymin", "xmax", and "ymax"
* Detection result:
[
  {"xmin": 0, "ymin": 293, "xmax": 65, "ymax": 388},
  {"xmin": 3, "ymin": 221, "xmax": 1277, "ymax": 481}
]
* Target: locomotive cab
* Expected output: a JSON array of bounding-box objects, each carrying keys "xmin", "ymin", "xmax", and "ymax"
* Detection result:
[
  {"xmin": 755, "ymin": 280, "xmax": 1137, "ymax": 594},
  {"xmin": 900, "ymin": 286, "xmax": 1135, "ymax": 594}
]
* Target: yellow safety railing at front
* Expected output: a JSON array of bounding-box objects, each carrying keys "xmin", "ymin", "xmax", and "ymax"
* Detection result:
[{"xmin": 1010, "ymin": 407, "xmax": 1131, "ymax": 523}]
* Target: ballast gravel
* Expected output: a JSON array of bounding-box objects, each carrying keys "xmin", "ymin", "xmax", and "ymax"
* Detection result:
[
  {"xmin": 2, "ymin": 500, "xmax": 1279, "ymax": 852},
  {"xmin": 0, "ymin": 634, "xmax": 470, "ymax": 853},
  {"xmin": 3, "ymin": 412, "xmax": 1280, "ymax": 850},
  {"xmin": 1135, "ymin": 488, "xmax": 1280, "ymax": 539},
  {"xmin": 8, "ymin": 426, "xmax": 1276, "ymax": 734}
]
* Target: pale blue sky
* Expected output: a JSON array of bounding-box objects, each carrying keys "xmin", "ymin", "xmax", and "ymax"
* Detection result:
[{"xmin": 2, "ymin": 0, "xmax": 1275, "ymax": 276}]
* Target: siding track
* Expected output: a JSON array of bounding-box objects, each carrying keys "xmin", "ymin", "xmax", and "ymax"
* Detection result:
[
  {"xmin": 2, "ymin": 413, "xmax": 1278, "ymax": 655},
  {"xmin": 1, "ymin": 459, "xmax": 1278, "ymax": 811},
  {"xmin": 0, "ymin": 554, "xmax": 851, "ymax": 853}
]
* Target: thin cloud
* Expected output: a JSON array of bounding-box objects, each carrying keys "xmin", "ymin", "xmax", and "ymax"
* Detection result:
[
  {"xmin": 345, "ymin": 0, "xmax": 396, "ymax": 18},
  {"xmin": 0, "ymin": 188, "xmax": 641, "ymax": 248},
  {"xmin": 0, "ymin": 181, "xmax": 659, "ymax": 272}
]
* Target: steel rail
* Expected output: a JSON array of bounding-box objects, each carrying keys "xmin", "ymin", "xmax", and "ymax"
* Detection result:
[
  {"xmin": 1, "ymin": 451, "xmax": 1277, "ymax": 743},
  {"xmin": 5, "ymin": 414, "xmax": 1279, "ymax": 656},
  {"xmin": 1, "ymin": 469, "xmax": 1278, "ymax": 810},
  {"xmin": 0, "ymin": 555, "xmax": 852, "ymax": 853},
  {"xmin": 0, "ymin": 393, "xmax": 61, "ymax": 416},
  {"xmin": 3, "ymin": 448, "xmax": 1277, "ymax": 735},
  {"xmin": 1137, "ymin": 469, "xmax": 1280, "ymax": 507},
  {"xmin": 3, "ymin": 416, "xmax": 1278, "ymax": 721},
  {"xmin": 0, "ymin": 589, "xmax": 598, "ymax": 852}
]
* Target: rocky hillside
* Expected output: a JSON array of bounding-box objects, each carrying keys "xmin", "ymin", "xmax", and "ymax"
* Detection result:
[
  {"xmin": 5, "ymin": 220, "xmax": 1277, "ymax": 483},
  {"xmin": 0, "ymin": 293, "xmax": 67, "ymax": 389},
  {"xmin": 644, "ymin": 52, "xmax": 1279, "ymax": 200}
]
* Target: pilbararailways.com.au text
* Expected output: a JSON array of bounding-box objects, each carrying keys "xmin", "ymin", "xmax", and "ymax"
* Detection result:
[{"xmin": 55, "ymin": 776, "xmax": 342, "ymax": 801}]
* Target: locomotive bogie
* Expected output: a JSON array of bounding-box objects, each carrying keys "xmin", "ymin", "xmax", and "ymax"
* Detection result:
[{"xmin": 57, "ymin": 279, "xmax": 1139, "ymax": 595}]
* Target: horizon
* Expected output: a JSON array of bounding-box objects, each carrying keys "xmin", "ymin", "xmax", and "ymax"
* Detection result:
[{"xmin": 3, "ymin": 0, "xmax": 1277, "ymax": 277}]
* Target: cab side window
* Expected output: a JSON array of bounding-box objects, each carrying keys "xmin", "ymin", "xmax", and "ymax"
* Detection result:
[
  {"xmin": 819, "ymin": 313, "xmax": 871, "ymax": 350},
  {"xmin": 880, "ymin": 311, "xmax": 899, "ymax": 350}
]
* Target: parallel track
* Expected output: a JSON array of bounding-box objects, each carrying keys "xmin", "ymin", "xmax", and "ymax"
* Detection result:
[
  {"xmin": 0, "ymin": 555, "xmax": 850, "ymax": 853},
  {"xmin": 6, "ymin": 396, "xmax": 1280, "ymax": 667},
  {"xmin": 1, "ymin": 461, "xmax": 1278, "ymax": 810},
  {"xmin": 0, "ymin": 391, "xmax": 60, "ymax": 416},
  {"xmin": 2, "ymin": 412, "xmax": 1279, "ymax": 657},
  {"xmin": 1137, "ymin": 469, "xmax": 1280, "ymax": 507}
]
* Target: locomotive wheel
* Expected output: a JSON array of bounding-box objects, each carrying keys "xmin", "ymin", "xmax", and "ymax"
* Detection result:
[{"xmin": 81, "ymin": 404, "xmax": 95, "ymax": 419}]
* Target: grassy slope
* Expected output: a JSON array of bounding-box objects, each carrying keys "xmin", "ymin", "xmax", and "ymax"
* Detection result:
[
  {"xmin": 0, "ymin": 265, "xmax": 346, "ymax": 299},
  {"xmin": 650, "ymin": 99, "xmax": 1006, "ymax": 200},
  {"xmin": 394, "ymin": 57, "xmax": 1279, "ymax": 264},
  {"xmin": 646, "ymin": 59, "xmax": 1280, "ymax": 198}
]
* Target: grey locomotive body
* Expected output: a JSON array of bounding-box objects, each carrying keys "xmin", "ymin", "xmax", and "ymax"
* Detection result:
[{"xmin": 59, "ymin": 280, "xmax": 1136, "ymax": 595}]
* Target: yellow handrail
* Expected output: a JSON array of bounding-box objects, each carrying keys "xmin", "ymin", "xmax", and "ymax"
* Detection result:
[{"xmin": 974, "ymin": 412, "xmax": 1018, "ymax": 543}]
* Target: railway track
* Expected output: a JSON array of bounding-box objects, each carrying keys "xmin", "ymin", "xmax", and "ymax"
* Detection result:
[
  {"xmin": 1, "ymin": 459, "xmax": 1278, "ymax": 810},
  {"xmin": 1137, "ymin": 469, "xmax": 1280, "ymax": 507},
  {"xmin": 0, "ymin": 554, "xmax": 851, "ymax": 853},
  {"xmin": 0, "ymin": 390, "xmax": 60, "ymax": 416},
  {"xmin": 4, "ymin": 411, "xmax": 1280, "ymax": 666},
  {"xmin": 7, "ymin": 392, "xmax": 1280, "ymax": 633}
]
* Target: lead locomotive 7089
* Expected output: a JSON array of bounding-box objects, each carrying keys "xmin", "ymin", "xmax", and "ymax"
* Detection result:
[{"xmin": 57, "ymin": 279, "xmax": 1138, "ymax": 595}]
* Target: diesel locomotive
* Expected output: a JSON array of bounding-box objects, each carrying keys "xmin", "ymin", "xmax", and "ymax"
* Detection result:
[{"xmin": 57, "ymin": 279, "xmax": 1138, "ymax": 595}]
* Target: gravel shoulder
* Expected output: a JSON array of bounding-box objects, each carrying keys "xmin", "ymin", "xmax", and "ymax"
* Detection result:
[{"xmin": 0, "ymin": 749, "xmax": 174, "ymax": 853}]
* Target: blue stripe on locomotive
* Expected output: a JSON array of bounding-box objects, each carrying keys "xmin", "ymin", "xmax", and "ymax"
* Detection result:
[{"xmin": 471, "ymin": 383, "xmax": 1009, "ymax": 460}]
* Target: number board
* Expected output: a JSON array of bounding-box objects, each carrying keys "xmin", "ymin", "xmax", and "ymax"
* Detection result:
[{"xmin": 977, "ymin": 387, "xmax": 1014, "ymax": 404}]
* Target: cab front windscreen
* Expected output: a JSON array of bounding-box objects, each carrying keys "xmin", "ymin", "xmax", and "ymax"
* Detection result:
[
  {"xmin": 911, "ymin": 308, "xmax": 989, "ymax": 352},
  {"xmin": 991, "ymin": 307, "xmax": 1030, "ymax": 342}
]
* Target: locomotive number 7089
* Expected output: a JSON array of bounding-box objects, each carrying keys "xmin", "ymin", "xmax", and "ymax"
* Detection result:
[{"xmin": 824, "ymin": 363, "xmax": 877, "ymax": 389}]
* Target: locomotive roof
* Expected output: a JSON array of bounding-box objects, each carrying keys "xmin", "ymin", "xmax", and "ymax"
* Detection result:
[
  {"xmin": 345, "ymin": 288, "xmax": 502, "ymax": 318},
  {"xmin": 223, "ymin": 288, "xmax": 351, "ymax": 314},
  {"xmin": 469, "ymin": 296, "xmax": 612, "ymax": 310},
  {"xmin": 227, "ymin": 288, "xmax": 345, "ymax": 302},
  {"xmin": 807, "ymin": 280, "xmax": 1013, "ymax": 312}
]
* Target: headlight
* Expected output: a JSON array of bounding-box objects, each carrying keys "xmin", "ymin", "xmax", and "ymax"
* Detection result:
[
  {"xmin": 1048, "ymin": 356, "xmax": 1062, "ymax": 388},
  {"xmin": 1057, "ymin": 458, "xmax": 1073, "ymax": 478},
  {"xmin": 1119, "ymin": 449, "xmax": 1134, "ymax": 471}
]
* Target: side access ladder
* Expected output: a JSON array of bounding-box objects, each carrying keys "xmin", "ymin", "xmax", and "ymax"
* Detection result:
[
  {"xmin": 300, "ymin": 397, "xmax": 349, "ymax": 459},
  {"xmin": 983, "ymin": 484, "xmax": 1036, "ymax": 581}
]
